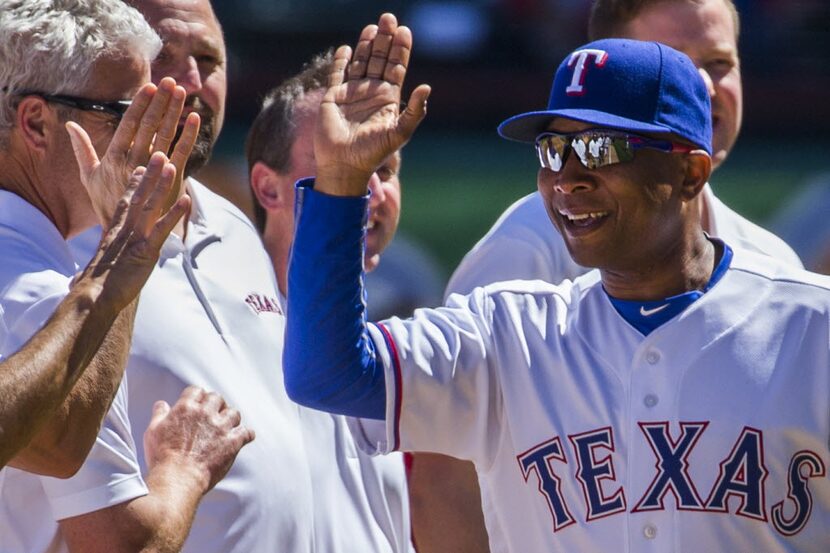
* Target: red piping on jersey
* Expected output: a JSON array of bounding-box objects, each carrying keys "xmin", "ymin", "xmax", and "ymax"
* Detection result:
[{"xmin": 377, "ymin": 322, "xmax": 403, "ymax": 451}]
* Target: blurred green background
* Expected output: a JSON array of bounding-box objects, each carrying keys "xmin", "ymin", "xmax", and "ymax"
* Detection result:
[{"xmin": 202, "ymin": 0, "xmax": 830, "ymax": 281}]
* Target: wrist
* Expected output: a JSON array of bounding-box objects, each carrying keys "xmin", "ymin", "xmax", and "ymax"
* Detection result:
[
  {"xmin": 314, "ymin": 165, "xmax": 373, "ymax": 197},
  {"xmin": 146, "ymin": 454, "xmax": 211, "ymax": 498}
]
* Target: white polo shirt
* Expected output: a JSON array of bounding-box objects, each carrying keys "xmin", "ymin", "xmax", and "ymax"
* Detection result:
[
  {"xmin": 72, "ymin": 179, "xmax": 413, "ymax": 553},
  {"xmin": 116, "ymin": 180, "xmax": 316, "ymax": 553},
  {"xmin": 0, "ymin": 190, "xmax": 147, "ymax": 553}
]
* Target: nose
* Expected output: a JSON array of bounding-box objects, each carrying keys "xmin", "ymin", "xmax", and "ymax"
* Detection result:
[
  {"xmin": 367, "ymin": 172, "xmax": 385, "ymax": 208},
  {"xmin": 550, "ymin": 153, "xmax": 596, "ymax": 195},
  {"xmin": 697, "ymin": 67, "xmax": 716, "ymax": 99},
  {"xmin": 170, "ymin": 56, "xmax": 203, "ymax": 96}
]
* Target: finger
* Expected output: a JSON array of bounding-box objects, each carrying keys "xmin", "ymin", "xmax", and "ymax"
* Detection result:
[
  {"xmin": 384, "ymin": 25, "xmax": 413, "ymax": 87},
  {"xmin": 149, "ymin": 400, "xmax": 171, "ymax": 427},
  {"xmin": 366, "ymin": 14, "xmax": 397, "ymax": 79},
  {"xmin": 145, "ymin": 194, "xmax": 190, "ymax": 251},
  {"xmin": 397, "ymin": 84, "xmax": 431, "ymax": 142},
  {"xmin": 232, "ymin": 425, "xmax": 256, "ymax": 447},
  {"xmin": 152, "ymin": 85, "xmax": 187, "ymax": 155},
  {"xmin": 133, "ymin": 160, "xmax": 179, "ymax": 236},
  {"xmin": 117, "ymin": 155, "xmax": 167, "ymax": 238},
  {"xmin": 107, "ymin": 83, "xmax": 156, "ymax": 160},
  {"xmin": 169, "ymin": 112, "xmax": 200, "ymax": 178},
  {"xmin": 92, "ymin": 195, "xmax": 133, "ymax": 269},
  {"xmin": 202, "ymin": 391, "xmax": 225, "ymax": 412},
  {"xmin": 349, "ymin": 24, "xmax": 378, "ymax": 80},
  {"xmin": 221, "ymin": 406, "xmax": 242, "ymax": 428},
  {"xmin": 97, "ymin": 166, "xmax": 146, "ymax": 249},
  {"xmin": 65, "ymin": 121, "xmax": 100, "ymax": 182},
  {"xmin": 180, "ymin": 385, "xmax": 206, "ymax": 404},
  {"xmin": 329, "ymin": 45, "xmax": 353, "ymax": 89},
  {"xmin": 131, "ymin": 153, "xmax": 169, "ymax": 207},
  {"xmin": 129, "ymin": 77, "xmax": 177, "ymax": 166}
]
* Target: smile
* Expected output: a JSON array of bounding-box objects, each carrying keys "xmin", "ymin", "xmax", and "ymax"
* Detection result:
[{"xmin": 558, "ymin": 210, "xmax": 609, "ymax": 230}]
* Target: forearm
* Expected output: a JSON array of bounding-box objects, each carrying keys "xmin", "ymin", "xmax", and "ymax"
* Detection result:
[
  {"xmin": 60, "ymin": 458, "xmax": 207, "ymax": 553},
  {"xmin": 284, "ymin": 179, "xmax": 386, "ymax": 418},
  {"xmin": 0, "ymin": 278, "xmax": 130, "ymax": 471},
  {"xmin": 8, "ymin": 288, "xmax": 136, "ymax": 476}
]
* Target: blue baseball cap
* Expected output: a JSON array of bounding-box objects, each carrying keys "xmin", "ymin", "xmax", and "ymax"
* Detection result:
[{"xmin": 498, "ymin": 39, "xmax": 712, "ymax": 154}]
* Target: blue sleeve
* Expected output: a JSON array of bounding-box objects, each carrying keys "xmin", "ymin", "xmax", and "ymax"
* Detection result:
[{"xmin": 283, "ymin": 178, "xmax": 387, "ymax": 420}]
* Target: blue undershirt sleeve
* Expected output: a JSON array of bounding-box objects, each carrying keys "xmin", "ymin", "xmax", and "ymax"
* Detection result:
[{"xmin": 283, "ymin": 178, "xmax": 387, "ymax": 420}]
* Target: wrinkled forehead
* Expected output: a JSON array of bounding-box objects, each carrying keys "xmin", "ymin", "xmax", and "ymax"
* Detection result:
[{"xmin": 82, "ymin": 53, "xmax": 151, "ymax": 100}]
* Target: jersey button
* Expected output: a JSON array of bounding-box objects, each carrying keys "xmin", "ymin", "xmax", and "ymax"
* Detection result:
[
  {"xmin": 643, "ymin": 524, "xmax": 658, "ymax": 539},
  {"xmin": 643, "ymin": 394, "xmax": 658, "ymax": 408},
  {"xmin": 645, "ymin": 350, "xmax": 661, "ymax": 364}
]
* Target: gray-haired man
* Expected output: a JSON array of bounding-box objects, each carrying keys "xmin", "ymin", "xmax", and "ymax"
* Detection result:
[{"xmin": 0, "ymin": 2, "xmax": 252, "ymax": 552}]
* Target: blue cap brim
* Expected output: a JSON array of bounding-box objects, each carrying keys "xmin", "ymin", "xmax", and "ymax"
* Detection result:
[{"xmin": 498, "ymin": 109, "xmax": 689, "ymax": 145}]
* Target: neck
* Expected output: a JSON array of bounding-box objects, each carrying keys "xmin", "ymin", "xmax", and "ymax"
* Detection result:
[
  {"xmin": 0, "ymin": 150, "xmax": 77, "ymax": 238},
  {"xmin": 697, "ymin": 186, "xmax": 713, "ymax": 234},
  {"xmin": 601, "ymin": 230, "xmax": 716, "ymax": 301}
]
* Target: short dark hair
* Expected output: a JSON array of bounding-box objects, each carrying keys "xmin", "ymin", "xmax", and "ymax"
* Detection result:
[
  {"xmin": 588, "ymin": 0, "xmax": 740, "ymax": 42},
  {"xmin": 245, "ymin": 50, "xmax": 333, "ymax": 233}
]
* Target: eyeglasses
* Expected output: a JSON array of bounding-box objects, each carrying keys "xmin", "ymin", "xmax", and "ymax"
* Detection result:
[
  {"xmin": 534, "ymin": 129, "xmax": 695, "ymax": 172},
  {"xmin": 13, "ymin": 90, "xmax": 132, "ymax": 120}
]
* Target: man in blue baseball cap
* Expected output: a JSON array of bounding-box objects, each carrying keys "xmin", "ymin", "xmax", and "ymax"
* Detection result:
[
  {"xmin": 496, "ymin": 38, "xmax": 713, "ymax": 275},
  {"xmin": 284, "ymin": 14, "xmax": 830, "ymax": 553}
]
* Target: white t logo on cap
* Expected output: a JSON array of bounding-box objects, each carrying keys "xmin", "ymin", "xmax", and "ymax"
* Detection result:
[{"xmin": 566, "ymin": 49, "xmax": 608, "ymax": 96}]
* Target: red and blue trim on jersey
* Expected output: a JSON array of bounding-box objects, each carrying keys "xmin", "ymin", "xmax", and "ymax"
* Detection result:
[{"xmin": 375, "ymin": 322, "xmax": 403, "ymax": 451}]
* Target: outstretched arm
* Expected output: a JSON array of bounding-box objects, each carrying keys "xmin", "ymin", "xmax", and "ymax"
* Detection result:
[
  {"xmin": 284, "ymin": 13, "xmax": 428, "ymax": 416},
  {"xmin": 1, "ymin": 154, "xmax": 189, "ymax": 473}
]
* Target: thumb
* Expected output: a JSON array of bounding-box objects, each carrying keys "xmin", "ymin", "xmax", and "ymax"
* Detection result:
[
  {"xmin": 149, "ymin": 400, "xmax": 171, "ymax": 428},
  {"xmin": 397, "ymin": 84, "xmax": 431, "ymax": 143},
  {"xmin": 65, "ymin": 121, "xmax": 100, "ymax": 182}
]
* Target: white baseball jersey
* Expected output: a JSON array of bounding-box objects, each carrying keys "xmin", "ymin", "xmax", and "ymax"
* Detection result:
[
  {"xmin": 447, "ymin": 185, "xmax": 803, "ymax": 297},
  {"xmin": 0, "ymin": 191, "xmax": 147, "ymax": 553},
  {"xmin": 351, "ymin": 247, "xmax": 830, "ymax": 553},
  {"xmin": 71, "ymin": 179, "xmax": 413, "ymax": 553}
]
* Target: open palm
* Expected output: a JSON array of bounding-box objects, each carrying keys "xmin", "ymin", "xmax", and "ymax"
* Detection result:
[
  {"xmin": 66, "ymin": 77, "xmax": 199, "ymax": 227},
  {"xmin": 315, "ymin": 13, "xmax": 430, "ymax": 195}
]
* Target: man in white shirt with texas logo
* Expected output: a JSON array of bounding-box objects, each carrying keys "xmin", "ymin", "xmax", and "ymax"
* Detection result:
[{"xmin": 282, "ymin": 13, "xmax": 829, "ymax": 553}]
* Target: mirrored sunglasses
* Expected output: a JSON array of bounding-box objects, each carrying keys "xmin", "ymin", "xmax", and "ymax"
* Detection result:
[{"xmin": 534, "ymin": 129, "xmax": 694, "ymax": 172}]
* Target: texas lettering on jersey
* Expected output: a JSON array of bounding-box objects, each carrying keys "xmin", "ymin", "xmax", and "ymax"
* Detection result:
[{"xmin": 517, "ymin": 422, "xmax": 826, "ymax": 537}]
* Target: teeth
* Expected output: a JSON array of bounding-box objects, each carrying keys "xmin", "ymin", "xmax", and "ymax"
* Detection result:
[
  {"xmin": 559, "ymin": 211, "xmax": 607, "ymax": 222},
  {"xmin": 367, "ymin": 219, "xmax": 376, "ymax": 230}
]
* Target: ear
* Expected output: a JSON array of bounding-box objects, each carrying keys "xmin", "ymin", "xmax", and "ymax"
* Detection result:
[
  {"xmin": 15, "ymin": 96, "xmax": 52, "ymax": 153},
  {"xmin": 680, "ymin": 150, "xmax": 712, "ymax": 201},
  {"xmin": 250, "ymin": 161, "xmax": 292, "ymax": 212}
]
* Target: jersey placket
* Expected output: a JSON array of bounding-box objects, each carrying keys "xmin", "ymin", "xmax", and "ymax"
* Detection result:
[{"xmin": 628, "ymin": 337, "xmax": 677, "ymax": 552}]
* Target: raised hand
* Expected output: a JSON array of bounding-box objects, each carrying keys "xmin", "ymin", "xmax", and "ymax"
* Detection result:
[
  {"xmin": 74, "ymin": 151, "xmax": 190, "ymax": 314},
  {"xmin": 315, "ymin": 13, "xmax": 430, "ymax": 196},
  {"xmin": 66, "ymin": 77, "xmax": 200, "ymax": 226},
  {"xmin": 143, "ymin": 386, "xmax": 256, "ymax": 494}
]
